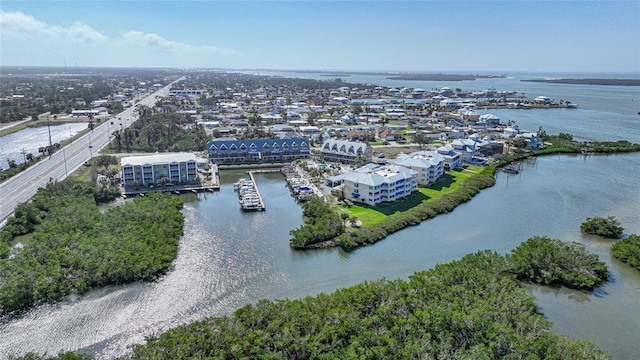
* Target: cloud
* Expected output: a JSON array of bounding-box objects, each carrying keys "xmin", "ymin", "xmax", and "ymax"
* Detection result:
[
  {"xmin": 0, "ymin": 10, "xmax": 240, "ymax": 66},
  {"xmin": 121, "ymin": 31, "xmax": 238, "ymax": 56},
  {"xmin": 0, "ymin": 10, "xmax": 108, "ymax": 43}
]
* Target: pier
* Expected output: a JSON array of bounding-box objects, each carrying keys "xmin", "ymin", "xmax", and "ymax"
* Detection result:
[
  {"xmin": 121, "ymin": 163, "xmax": 220, "ymax": 196},
  {"xmin": 234, "ymin": 172, "xmax": 266, "ymax": 211}
]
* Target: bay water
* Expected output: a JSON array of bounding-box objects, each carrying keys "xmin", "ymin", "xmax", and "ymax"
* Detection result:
[{"xmin": 0, "ymin": 74, "xmax": 639, "ymax": 359}]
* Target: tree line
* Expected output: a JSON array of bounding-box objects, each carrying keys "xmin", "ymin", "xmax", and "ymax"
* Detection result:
[
  {"xmin": 109, "ymin": 110, "xmax": 208, "ymax": 153},
  {"xmin": 18, "ymin": 237, "xmax": 610, "ymax": 359},
  {"xmin": 0, "ymin": 181, "xmax": 184, "ymax": 316}
]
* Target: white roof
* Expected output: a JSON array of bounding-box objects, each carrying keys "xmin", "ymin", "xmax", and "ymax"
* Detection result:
[
  {"xmin": 343, "ymin": 164, "xmax": 416, "ymax": 187},
  {"xmin": 393, "ymin": 151, "xmax": 444, "ymax": 168},
  {"xmin": 121, "ymin": 152, "xmax": 196, "ymax": 167}
]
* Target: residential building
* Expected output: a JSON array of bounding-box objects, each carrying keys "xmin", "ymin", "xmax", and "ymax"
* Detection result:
[
  {"xmin": 321, "ymin": 139, "xmax": 373, "ymax": 164},
  {"xmin": 341, "ymin": 164, "xmax": 418, "ymax": 206},
  {"xmin": 170, "ymin": 89, "xmax": 205, "ymax": 97},
  {"xmin": 436, "ymin": 145, "xmax": 463, "ymax": 170},
  {"xmin": 207, "ymin": 137, "xmax": 310, "ymax": 164},
  {"xmin": 392, "ymin": 151, "xmax": 445, "ymax": 185},
  {"xmin": 121, "ymin": 152, "xmax": 198, "ymax": 187},
  {"xmin": 451, "ymin": 138, "xmax": 478, "ymax": 163}
]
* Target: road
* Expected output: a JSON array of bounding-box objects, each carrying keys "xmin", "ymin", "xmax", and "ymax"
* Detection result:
[{"xmin": 0, "ymin": 77, "xmax": 184, "ymax": 225}]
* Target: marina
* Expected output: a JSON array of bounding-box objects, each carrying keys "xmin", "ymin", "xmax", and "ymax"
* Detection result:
[
  {"xmin": 282, "ymin": 164, "xmax": 322, "ymax": 202},
  {"xmin": 121, "ymin": 163, "xmax": 220, "ymax": 196},
  {"xmin": 234, "ymin": 172, "xmax": 266, "ymax": 211}
]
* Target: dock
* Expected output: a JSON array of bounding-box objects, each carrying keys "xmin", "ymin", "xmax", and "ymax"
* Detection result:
[
  {"xmin": 121, "ymin": 163, "xmax": 220, "ymax": 196},
  {"xmin": 234, "ymin": 172, "xmax": 266, "ymax": 211}
]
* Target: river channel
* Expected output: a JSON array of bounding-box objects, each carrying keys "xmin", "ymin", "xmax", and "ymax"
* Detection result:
[{"xmin": 0, "ymin": 153, "xmax": 639, "ymax": 359}]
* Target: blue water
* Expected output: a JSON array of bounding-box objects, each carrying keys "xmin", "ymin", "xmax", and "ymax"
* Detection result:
[
  {"xmin": 0, "ymin": 73, "xmax": 639, "ymax": 359},
  {"xmin": 0, "ymin": 123, "xmax": 88, "ymax": 169}
]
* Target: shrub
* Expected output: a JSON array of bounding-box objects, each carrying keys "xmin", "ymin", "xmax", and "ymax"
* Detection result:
[
  {"xmin": 611, "ymin": 234, "xmax": 640, "ymax": 271},
  {"xmin": 580, "ymin": 216, "xmax": 624, "ymax": 239},
  {"xmin": 509, "ymin": 236, "xmax": 609, "ymax": 290}
]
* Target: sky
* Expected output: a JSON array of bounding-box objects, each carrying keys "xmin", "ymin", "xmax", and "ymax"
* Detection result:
[{"xmin": 1, "ymin": 1, "xmax": 639, "ymax": 73}]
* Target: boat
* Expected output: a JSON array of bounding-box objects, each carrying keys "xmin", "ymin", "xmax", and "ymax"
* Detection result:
[{"xmin": 503, "ymin": 165, "xmax": 520, "ymax": 174}]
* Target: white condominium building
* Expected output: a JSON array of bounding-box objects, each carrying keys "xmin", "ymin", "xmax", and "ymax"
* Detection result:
[
  {"xmin": 392, "ymin": 151, "xmax": 445, "ymax": 186},
  {"xmin": 342, "ymin": 164, "xmax": 418, "ymax": 206},
  {"xmin": 121, "ymin": 152, "xmax": 198, "ymax": 186}
]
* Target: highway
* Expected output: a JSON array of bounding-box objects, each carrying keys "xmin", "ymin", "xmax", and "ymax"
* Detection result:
[{"xmin": 0, "ymin": 77, "xmax": 184, "ymax": 225}]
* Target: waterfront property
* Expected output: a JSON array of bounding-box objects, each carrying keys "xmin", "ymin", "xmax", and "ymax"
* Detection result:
[
  {"xmin": 339, "ymin": 163, "xmax": 418, "ymax": 206},
  {"xmin": 121, "ymin": 152, "xmax": 198, "ymax": 187},
  {"xmin": 436, "ymin": 145, "xmax": 463, "ymax": 170},
  {"xmin": 321, "ymin": 139, "xmax": 374, "ymax": 164},
  {"xmin": 392, "ymin": 151, "xmax": 445, "ymax": 186},
  {"xmin": 207, "ymin": 137, "xmax": 310, "ymax": 165}
]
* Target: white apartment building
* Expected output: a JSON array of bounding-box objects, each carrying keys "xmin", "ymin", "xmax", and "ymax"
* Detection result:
[
  {"xmin": 121, "ymin": 152, "xmax": 198, "ymax": 187},
  {"xmin": 392, "ymin": 151, "xmax": 445, "ymax": 186},
  {"xmin": 341, "ymin": 164, "xmax": 418, "ymax": 206}
]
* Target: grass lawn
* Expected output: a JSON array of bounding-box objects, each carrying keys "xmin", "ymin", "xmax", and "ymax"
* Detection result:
[{"xmin": 340, "ymin": 165, "xmax": 483, "ymax": 226}]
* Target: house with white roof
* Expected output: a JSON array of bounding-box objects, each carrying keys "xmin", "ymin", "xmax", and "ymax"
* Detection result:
[
  {"xmin": 121, "ymin": 152, "xmax": 198, "ymax": 187},
  {"xmin": 340, "ymin": 164, "xmax": 418, "ymax": 206},
  {"xmin": 436, "ymin": 145, "xmax": 463, "ymax": 170},
  {"xmin": 519, "ymin": 132, "xmax": 542, "ymax": 149},
  {"xmin": 392, "ymin": 151, "xmax": 445, "ymax": 185},
  {"xmin": 451, "ymin": 139, "xmax": 478, "ymax": 163},
  {"xmin": 479, "ymin": 113, "xmax": 501, "ymax": 125}
]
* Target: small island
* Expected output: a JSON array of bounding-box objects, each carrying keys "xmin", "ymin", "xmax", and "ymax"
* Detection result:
[
  {"xmin": 386, "ymin": 73, "xmax": 506, "ymax": 81},
  {"xmin": 521, "ymin": 78, "xmax": 640, "ymax": 86}
]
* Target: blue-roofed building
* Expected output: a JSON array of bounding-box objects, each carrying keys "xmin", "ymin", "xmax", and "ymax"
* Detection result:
[{"xmin": 207, "ymin": 137, "xmax": 310, "ymax": 164}]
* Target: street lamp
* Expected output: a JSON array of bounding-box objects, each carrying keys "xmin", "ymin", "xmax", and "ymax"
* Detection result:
[
  {"xmin": 63, "ymin": 149, "xmax": 69, "ymax": 177},
  {"xmin": 47, "ymin": 115, "xmax": 53, "ymax": 158},
  {"xmin": 88, "ymin": 133, "xmax": 94, "ymax": 162}
]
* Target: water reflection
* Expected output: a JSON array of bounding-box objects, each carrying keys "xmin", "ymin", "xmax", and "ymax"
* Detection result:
[
  {"xmin": 0, "ymin": 155, "xmax": 639, "ymax": 360},
  {"xmin": 0, "ymin": 123, "xmax": 88, "ymax": 169}
]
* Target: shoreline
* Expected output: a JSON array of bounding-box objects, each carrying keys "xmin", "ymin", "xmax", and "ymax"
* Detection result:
[
  {"xmin": 297, "ymin": 139, "xmax": 640, "ymax": 251},
  {"xmin": 521, "ymin": 78, "xmax": 640, "ymax": 86}
]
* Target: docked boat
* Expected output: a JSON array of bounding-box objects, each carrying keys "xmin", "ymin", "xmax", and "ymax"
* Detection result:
[{"xmin": 503, "ymin": 165, "xmax": 520, "ymax": 174}]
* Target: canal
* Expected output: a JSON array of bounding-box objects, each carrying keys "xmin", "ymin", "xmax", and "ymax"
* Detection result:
[{"xmin": 0, "ymin": 153, "xmax": 638, "ymax": 359}]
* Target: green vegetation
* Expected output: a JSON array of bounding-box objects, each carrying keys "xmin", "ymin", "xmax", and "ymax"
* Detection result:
[
  {"xmin": 108, "ymin": 110, "xmax": 208, "ymax": 153},
  {"xmin": 337, "ymin": 166, "xmax": 495, "ymax": 250},
  {"xmin": 12, "ymin": 239, "xmax": 611, "ymax": 360},
  {"xmin": 493, "ymin": 135, "xmax": 640, "ymax": 169},
  {"xmin": 510, "ymin": 236, "xmax": 609, "ymax": 290},
  {"xmin": 289, "ymin": 197, "xmax": 344, "ymax": 249},
  {"xmin": 580, "ymin": 216, "xmax": 624, "ymax": 239},
  {"xmin": 0, "ymin": 181, "xmax": 121, "ymax": 244},
  {"xmin": 611, "ymin": 234, "xmax": 640, "ymax": 271},
  {"xmin": 0, "ymin": 181, "xmax": 184, "ymax": 316},
  {"xmin": 76, "ymin": 246, "xmax": 608, "ymax": 359},
  {"xmin": 338, "ymin": 166, "xmax": 482, "ymax": 227}
]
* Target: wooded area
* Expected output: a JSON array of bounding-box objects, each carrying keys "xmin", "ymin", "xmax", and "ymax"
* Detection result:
[{"xmin": 0, "ymin": 182, "xmax": 184, "ymax": 315}]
